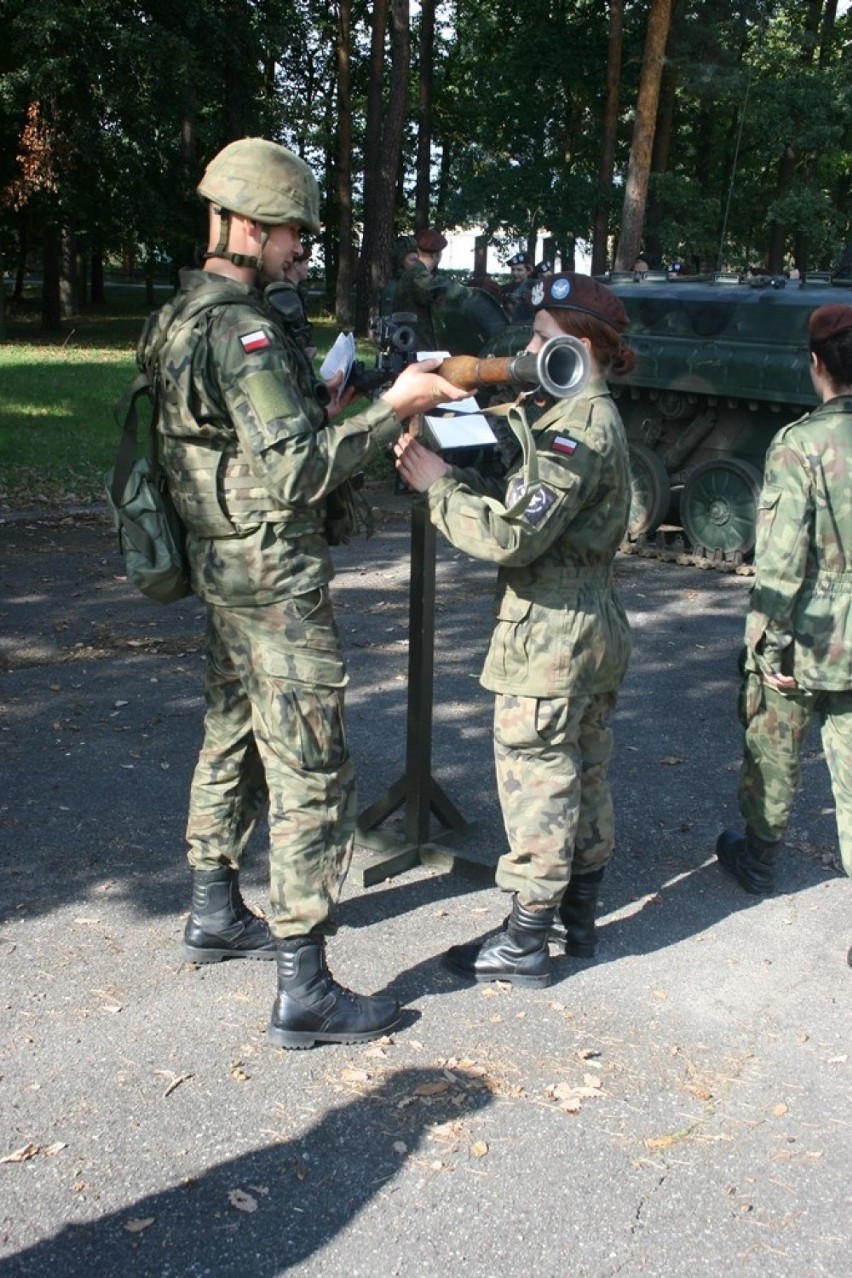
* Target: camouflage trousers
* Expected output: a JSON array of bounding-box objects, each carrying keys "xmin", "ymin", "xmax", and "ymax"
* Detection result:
[
  {"xmin": 493, "ymin": 690, "xmax": 619, "ymax": 906},
  {"xmin": 738, "ymin": 674, "xmax": 852, "ymax": 877},
  {"xmin": 186, "ymin": 587, "xmax": 357, "ymax": 936}
]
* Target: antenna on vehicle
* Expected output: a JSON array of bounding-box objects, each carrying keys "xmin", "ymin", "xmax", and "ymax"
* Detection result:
[{"xmin": 716, "ymin": 69, "xmax": 754, "ymax": 273}]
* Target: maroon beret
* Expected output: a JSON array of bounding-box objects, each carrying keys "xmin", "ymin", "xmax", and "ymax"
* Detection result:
[
  {"xmin": 809, "ymin": 303, "xmax": 852, "ymax": 345},
  {"xmin": 531, "ymin": 272, "xmax": 628, "ymax": 333},
  {"xmin": 416, "ymin": 228, "xmax": 448, "ymax": 253}
]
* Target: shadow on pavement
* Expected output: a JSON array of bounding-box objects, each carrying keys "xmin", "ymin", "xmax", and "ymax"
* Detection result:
[{"xmin": 0, "ymin": 1064, "xmax": 494, "ymax": 1278}]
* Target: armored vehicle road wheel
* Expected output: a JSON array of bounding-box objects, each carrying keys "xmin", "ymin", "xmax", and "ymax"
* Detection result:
[
  {"xmin": 627, "ymin": 443, "xmax": 671, "ymax": 538},
  {"xmin": 680, "ymin": 458, "xmax": 763, "ymax": 557}
]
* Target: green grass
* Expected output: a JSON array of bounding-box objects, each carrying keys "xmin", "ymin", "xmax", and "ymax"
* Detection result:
[{"xmin": 0, "ymin": 285, "xmax": 383, "ymax": 507}]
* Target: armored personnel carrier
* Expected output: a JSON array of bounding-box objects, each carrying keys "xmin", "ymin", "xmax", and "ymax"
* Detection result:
[{"xmin": 476, "ymin": 270, "xmax": 849, "ymax": 567}]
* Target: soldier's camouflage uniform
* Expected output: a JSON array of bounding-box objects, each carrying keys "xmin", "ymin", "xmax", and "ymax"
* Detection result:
[
  {"xmin": 425, "ymin": 377, "xmax": 632, "ymax": 906},
  {"xmin": 392, "ymin": 260, "xmax": 445, "ymax": 350},
  {"xmin": 138, "ymin": 269, "xmax": 403, "ymax": 936},
  {"xmin": 739, "ymin": 396, "xmax": 852, "ymax": 876}
]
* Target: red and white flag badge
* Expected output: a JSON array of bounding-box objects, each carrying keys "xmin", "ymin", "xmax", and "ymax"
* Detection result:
[
  {"xmin": 552, "ymin": 435, "xmax": 579, "ymax": 455},
  {"xmin": 240, "ymin": 329, "xmax": 271, "ymax": 353}
]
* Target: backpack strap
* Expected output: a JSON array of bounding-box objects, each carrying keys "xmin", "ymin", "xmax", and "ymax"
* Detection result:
[{"xmin": 111, "ymin": 289, "xmax": 250, "ymax": 510}]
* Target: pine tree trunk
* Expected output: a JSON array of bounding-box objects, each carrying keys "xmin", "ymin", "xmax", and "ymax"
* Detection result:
[
  {"xmin": 335, "ymin": 0, "xmax": 355, "ymax": 327},
  {"xmin": 591, "ymin": 1, "xmax": 624, "ymax": 276},
  {"xmin": 614, "ymin": 0, "xmax": 672, "ymax": 272},
  {"xmin": 414, "ymin": 0, "xmax": 435, "ymax": 231}
]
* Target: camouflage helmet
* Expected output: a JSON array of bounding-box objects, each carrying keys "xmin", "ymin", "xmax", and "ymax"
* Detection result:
[{"xmin": 197, "ymin": 138, "xmax": 320, "ymax": 235}]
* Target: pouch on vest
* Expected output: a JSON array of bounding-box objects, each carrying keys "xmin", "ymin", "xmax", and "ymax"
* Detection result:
[
  {"xmin": 104, "ymin": 372, "xmax": 193, "ymax": 604},
  {"xmin": 324, "ymin": 474, "xmax": 375, "ymax": 545}
]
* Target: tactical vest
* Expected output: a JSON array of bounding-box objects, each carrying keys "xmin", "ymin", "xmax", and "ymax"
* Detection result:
[{"xmin": 143, "ymin": 282, "xmax": 324, "ymax": 539}]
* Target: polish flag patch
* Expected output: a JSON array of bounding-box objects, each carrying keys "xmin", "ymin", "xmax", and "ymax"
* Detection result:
[
  {"xmin": 552, "ymin": 435, "xmax": 579, "ymax": 455},
  {"xmin": 240, "ymin": 329, "xmax": 271, "ymax": 352}
]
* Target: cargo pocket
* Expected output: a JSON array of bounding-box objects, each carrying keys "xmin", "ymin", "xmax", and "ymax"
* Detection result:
[
  {"xmin": 259, "ymin": 589, "xmax": 347, "ymax": 688},
  {"xmin": 490, "ymin": 594, "xmax": 533, "ymax": 685},
  {"xmin": 737, "ymin": 671, "xmax": 764, "ymax": 729},
  {"xmin": 754, "ymin": 486, "xmax": 781, "ymax": 560}
]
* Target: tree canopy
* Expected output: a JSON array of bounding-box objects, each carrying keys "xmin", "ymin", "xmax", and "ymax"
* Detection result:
[{"xmin": 1, "ymin": 0, "xmax": 850, "ymax": 330}]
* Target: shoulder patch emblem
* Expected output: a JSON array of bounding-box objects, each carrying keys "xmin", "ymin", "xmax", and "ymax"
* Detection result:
[
  {"xmin": 530, "ymin": 281, "xmax": 545, "ymax": 307},
  {"xmin": 507, "ymin": 477, "xmax": 557, "ymax": 524},
  {"xmin": 240, "ymin": 329, "xmax": 271, "ymax": 352},
  {"xmin": 551, "ymin": 434, "xmax": 579, "ymax": 455}
]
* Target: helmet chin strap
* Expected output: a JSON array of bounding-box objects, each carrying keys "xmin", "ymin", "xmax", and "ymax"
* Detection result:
[{"xmin": 202, "ymin": 207, "xmax": 267, "ymax": 271}]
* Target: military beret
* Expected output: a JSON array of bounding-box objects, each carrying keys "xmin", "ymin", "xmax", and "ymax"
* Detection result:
[
  {"xmin": 533, "ymin": 259, "xmax": 553, "ymax": 277},
  {"xmin": 508, "ymin": 252, "xmax": 533, "ymax": 268},
  {"xmin": 416, "ymin": 228, "xmax": 448, "ymax": 252},
  {"xmin": 809, "ymin": 303, "xmax": 852, "ymax": 345},
  {"xmin": 531, "ymin": 273, "xmax": 629, "ymax": 333}
]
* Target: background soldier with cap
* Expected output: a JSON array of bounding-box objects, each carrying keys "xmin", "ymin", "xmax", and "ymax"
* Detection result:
[
  {"xmin": 392, "ymin": 227, "xmax": 451, "ymax": 349},
  {"xmin": 394, "ymin": 273, "xmax": 636, "ymax": 987},
  {"xmin": 501, "ymin": 251, "xmax": 534, "ymax": 322},
  {"xmin": 140, "ymin": 137, "xmax": 466, "ymax": 1047},
  {"xmin": 716, "ymin": 302, "xmax": 852, "ymax": 965}
]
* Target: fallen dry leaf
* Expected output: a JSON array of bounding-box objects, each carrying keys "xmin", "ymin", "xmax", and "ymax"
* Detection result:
[
  {"xmin": 772, "ymin": 1103, "xmax": 789, "ymax": 1117},
  {"xmin": 559, "ymin": 1097, "xmax": 582, "ymax": 1114},
  {"xmin": 123, "ymin": 1218, "xmax": 155, "ymax": 1234},
  {"xmin": 415, "ymin": 1081, "xmax": 450, "ymax": 1097},
  {"xmin": 341, "ymin": 1068, "xmax": 371, "ymax": 1082},
  {"xmin": 1, "ymin": 1142, "xmax": 66, "ymax": 1164},
  {"xmin": 470, "ymin": 1141, "xmax": 489, "ymax": 1159},
  {"xmin": 661, "ymin": 755, "xmax": 684, "ymax": 766},
  {"xmin": 228, "ymin": 1189, "xmax": 258, "ymax": 1213}
]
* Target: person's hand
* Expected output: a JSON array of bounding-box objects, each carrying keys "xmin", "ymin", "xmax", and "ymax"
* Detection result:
[
  {"xmin": 324, "ymin": 368, "xmax": 358, "ymax": 418},
  {"xmin": 762, "ymin": 670, "xmax": 798, "ymax": 693},
  {"xmin": 381, "ymin": 358, "xmax": 468, "ymax": 421},
  {"xmin": 393, "ymin": 435, "xmax": 452, "ymax": 492}
]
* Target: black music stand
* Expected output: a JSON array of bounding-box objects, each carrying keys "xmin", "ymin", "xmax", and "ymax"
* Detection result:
[{"xmin": 355, "ymin": 499, "xmax": 493, "ymax": 887}]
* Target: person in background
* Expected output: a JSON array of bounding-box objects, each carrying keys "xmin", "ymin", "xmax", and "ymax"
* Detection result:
[
  {"xmin": 394, "ymin": 273, "xmax": 636, "ymax": 987},
  {"xmin": 715, "ymin": 302, "xmax": 852, "ymax": 967},
  {"xmin": 502, "ymin": 251, "xmax": 534, "ymax": 322},
  {"xmin": 379, "ymin": 235, "xmax": 420, "ymax": 315},
  {"xmin": 392, "ymin": 228, "xmax": 450, "ymax": 349}
]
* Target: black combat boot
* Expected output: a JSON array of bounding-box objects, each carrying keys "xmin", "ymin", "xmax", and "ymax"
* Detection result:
[
  {"xmin": 183, "ymin": 866, "xmax": 276, "ymax": 962},
  {"xmin": 268, "ymin": 936, "xmax": 401, "ymax": 1049},
  {"xmin": 715, "ymin": 829, "xmax": 780, "ymax": 895},
  {"xmin": 549, "ymin": 867, "xmax": 605, "ymax": 958},
  {"xmin": 442, "ymin": 896, "xmax": 555, "ymax": 987}
]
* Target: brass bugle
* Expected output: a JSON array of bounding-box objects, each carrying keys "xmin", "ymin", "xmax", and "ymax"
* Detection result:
[{"xmin": 437, "ymin": 334, "xmax": 591, "ymax": 399}]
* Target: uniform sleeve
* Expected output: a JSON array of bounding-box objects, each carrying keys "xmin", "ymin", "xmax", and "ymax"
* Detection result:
[
  {"xmin": 211, "ymin": 310, "xmax": 400, "ymax": 506},
  {"xmin": 745, "ymin": 432, "xmax": 813, "ymax": 673},
  {"xmin": 425, "ymin": 437, "xmax": 603, "ymax": 567}
]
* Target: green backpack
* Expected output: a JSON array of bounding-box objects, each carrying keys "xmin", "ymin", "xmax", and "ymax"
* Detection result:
[
  {"xmin": 104, "ymin": 290, "xmax": 245, "ymax": 605},
  {"xmin": 104, "ymin": 368, "xmax": 192, "ymax": 605}
]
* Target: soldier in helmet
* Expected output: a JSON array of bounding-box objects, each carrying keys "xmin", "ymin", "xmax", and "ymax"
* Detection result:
[
  {"xmin": 140, "ymin": 137, "xmax": 466, "ymax": 1048},
  {"xmin": 394, "ymin": 273, "xmax": 636, "ymax": 987}
]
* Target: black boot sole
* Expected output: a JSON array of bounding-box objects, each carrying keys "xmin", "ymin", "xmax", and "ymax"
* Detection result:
[
  {"xmin": 267, "ymin": 1011, "xmax": 402, "ymax": 1050},
  {"xmin": 183, "ymin": 943, "xmax": 276, "ymax": 963},
  {"xmin": 441, "ymin": 954, "xmax": 551, "ymax": 988}
]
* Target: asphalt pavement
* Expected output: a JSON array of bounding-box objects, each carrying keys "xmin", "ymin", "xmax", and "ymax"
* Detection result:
[{"xmin": 0, "ymin": 490, "xmax": 849, "ymax": 1278}]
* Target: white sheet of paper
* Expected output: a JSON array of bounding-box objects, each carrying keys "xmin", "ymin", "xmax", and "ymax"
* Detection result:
[
  {"xmin": 423, "ymin": 413, "xmax": 497, "ymax": 448},
  {"xmin": 319, "ymin": 332, "xmax": 356, "ymax": 383}
]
